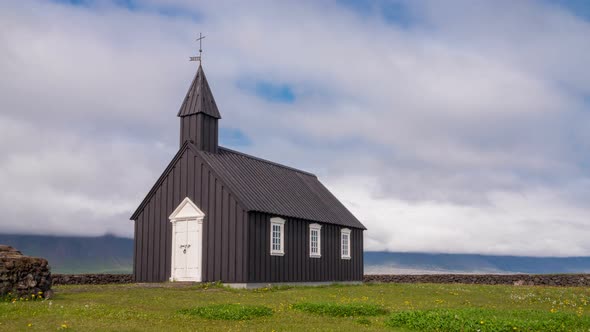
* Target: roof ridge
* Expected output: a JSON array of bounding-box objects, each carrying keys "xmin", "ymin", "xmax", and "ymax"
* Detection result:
[{"xmin": 217, "ymin": 146, "xmax": 316, "ymax": 177}]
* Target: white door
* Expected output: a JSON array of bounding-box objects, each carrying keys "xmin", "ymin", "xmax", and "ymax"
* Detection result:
[
  {"xmin": 169, "ymin": 197, "xmax": 205, "ymax": 282},
  {"xmin": 172, "ymin": 219, "xmax": 202, "ymax": 281}
]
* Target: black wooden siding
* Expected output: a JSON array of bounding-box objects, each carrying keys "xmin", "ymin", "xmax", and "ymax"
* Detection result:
[
  {"xmin": 180, "ymin": 114, "xmax": 218, "ymax": 153},
  {"xmin": 247, "ymin": 212, "xmax": 364, "ymax": 283},
  {"xmin": 133, "ymin": 147, "xmax": 248, "ymax": 282}
]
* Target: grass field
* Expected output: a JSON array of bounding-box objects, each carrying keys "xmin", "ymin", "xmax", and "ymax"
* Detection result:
[{"xmin": 1, "ymin": 282, "xmax": 589, "ymax": 331}]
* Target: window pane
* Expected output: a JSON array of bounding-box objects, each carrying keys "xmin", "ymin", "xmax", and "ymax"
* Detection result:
[
  {"xmin": 272, "ymin": 223, "xmax": 283, "ymax": 252},
  {"xmin": 342, "ymin": 233, "xmax": 350, "ymax": 257},
  {"xmin": 311, "ymin": 232, "xmax": 316, "ymax": 252},
  {"xmin": 310, "ymin": 229, "xmax": 319, "ymax": 255}
]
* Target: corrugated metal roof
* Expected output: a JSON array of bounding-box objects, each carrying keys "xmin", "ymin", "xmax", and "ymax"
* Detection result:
[
  {"xmin": 195, "ymin": 146, "xmax": 366, "ymax": 229},
  {"xmin": 177, "ymin": 65, "xmax": 221, "ymax": 119}
]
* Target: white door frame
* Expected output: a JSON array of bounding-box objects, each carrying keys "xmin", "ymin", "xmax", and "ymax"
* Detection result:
[{"xmin": 169, "ymin": 197, "xmax": 205, "ymax": 282}]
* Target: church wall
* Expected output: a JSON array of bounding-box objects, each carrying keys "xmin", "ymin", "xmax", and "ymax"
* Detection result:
[
  {"xmin": 247, "ymin": 212, "xmax": 364, "ymax": 283},
  {"xmin": 133, "ymin": 147, "xmax": 248, "ymax": 282}
]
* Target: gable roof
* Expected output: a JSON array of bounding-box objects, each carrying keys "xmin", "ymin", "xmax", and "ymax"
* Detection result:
[
  {"xmin": 194, "ymin": 146, "xmax": 366, "ymax": 230},
  {"xmin": 177, "ymin": 65, "xmax": 221, "ymax": 119}
]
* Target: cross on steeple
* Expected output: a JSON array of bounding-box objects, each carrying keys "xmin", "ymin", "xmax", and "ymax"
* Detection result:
[{"xmin": 190, "ymin": 33, "xmax": 206, "ymax": 64}]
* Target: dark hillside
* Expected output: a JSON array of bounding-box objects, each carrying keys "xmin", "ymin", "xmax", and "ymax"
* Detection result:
[
  {"xmin": 2, "ymin": 234, "xmax": 589, "ymax": 274},
  {"xmin": 0, "ymin": 234, "xmax": 133, "ymax": 274},
  {"xmin": 365, "ymin": 251, "xmax": 590, "ymax": 274}
]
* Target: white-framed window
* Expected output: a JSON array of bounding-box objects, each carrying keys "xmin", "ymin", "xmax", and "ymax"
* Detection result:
[
  {"xmin": 270, "ymin": 217, "xmax": 285, "ymax": 256},
  {"xmin": 309, "ymin": 223, "xmax": 322, "ymax": 258},
  {"xmin": 341, "ymin": 228, "xmax": 351, "ymax": 259}
]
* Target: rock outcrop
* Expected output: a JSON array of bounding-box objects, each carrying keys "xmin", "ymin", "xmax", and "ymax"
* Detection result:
[{"xmin": 0, "ymin": 245, "xmax": 52, "ymax": 299}]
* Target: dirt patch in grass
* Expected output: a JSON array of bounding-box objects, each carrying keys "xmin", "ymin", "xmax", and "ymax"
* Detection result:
[
  {"xmin": 178, "ymin": 304, "xmax": 273, "ymax": 320},
  {"xmin": 293, "ymin": 302, "xmax": 388, "ymax": 317},
  {"xmin": 385, "ymin": 308, "xmax": 590, "ymax": 332}
]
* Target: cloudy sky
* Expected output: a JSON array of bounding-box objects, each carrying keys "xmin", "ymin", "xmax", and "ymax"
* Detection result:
[{"xmin": 1, "ymin": 0, "xmax": 589, "ymax": 257}]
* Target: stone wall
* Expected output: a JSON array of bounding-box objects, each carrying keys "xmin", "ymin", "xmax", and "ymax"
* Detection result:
[
  {"xmin": 364, "ymin": 274, "xmax": 590, "ymax": 287},
  {"xmin": 0, "ymin": 245, "xmax": 52, "ymax": 298},
  {"xmin": 48, "ymin": 273, "xmax": 590, "ymax": 287},
  {"xmin": 52, "ymin": 274, "xmax": 134, "ymax": 285}
]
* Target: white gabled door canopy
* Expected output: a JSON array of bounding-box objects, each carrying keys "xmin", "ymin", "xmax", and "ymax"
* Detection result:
[{"xmin": 169, "ymin": 197, "xmax": 205, "ymax": 221}]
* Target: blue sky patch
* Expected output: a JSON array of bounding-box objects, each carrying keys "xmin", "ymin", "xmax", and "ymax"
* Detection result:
[
  {"xmin": 237, "ymin": 79, "xmax": 296, "ymax": 104},
  {"xmin": 219, "ymin": 128, "xmax": 251, "ymax": 148},
  {"xmin": 337, "ymin": 0, "xmax": 415, "ymax": 27},
  {"xmin": 51, "ymin": 0, "xmax": 200, "ymax": 21},
  {"xmin": 545, "ymin": 0, "xmax": 590, "ymax": 21},
  {"xmin": 52, "ymin": 0, "xmax": 92, "ymax": 6},
  {"xmin": 52, "ymin": 0, "xmax": 136, "ymax": 8}
]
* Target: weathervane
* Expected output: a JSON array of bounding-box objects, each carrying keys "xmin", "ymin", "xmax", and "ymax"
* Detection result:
[{"xmin": 190, "ymin": 33, "xmax": 206, "ymax": 64}]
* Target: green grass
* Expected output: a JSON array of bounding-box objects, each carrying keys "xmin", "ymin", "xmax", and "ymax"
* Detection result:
[
  {"xmin": 0, "ymin": 282, "xmax": 589, "ymax": 331},
  {"xmin": 386, "ymin": 308, "xmax": 590, "ymax": 332},
  {"xmin": 178, "ymin": 303, "xmax": 273, "ymax": 320},
  {"xmin": 293, "ymin": 302, "xmax": 388, "ymax": 317}
]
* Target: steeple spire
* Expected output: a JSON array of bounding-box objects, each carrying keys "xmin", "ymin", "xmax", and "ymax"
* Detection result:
[
  {"xmin": 177, "ymin": 65, "xmax": 221, "ymax": 119},
  {"xmin": 178, "ymin": 65, "xmax": 221, "ymax": 152}
]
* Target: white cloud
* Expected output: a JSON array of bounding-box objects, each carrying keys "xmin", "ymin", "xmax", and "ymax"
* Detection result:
[
  {"xmin": 329, "ymin": 175, "xmax": 590, "ymax": 257},
  {"xmin": 0, "ymin": 0, "xmax": 588, "ymax": 256}
]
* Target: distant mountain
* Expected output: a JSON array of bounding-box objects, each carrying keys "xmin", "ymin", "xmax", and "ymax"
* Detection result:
[
  {"xmin": 0, "ymin": 234, "xmax": 133, "ymax": 274},
  {"xmin": 1, "ymin": 234, "xmax": 589, "ymax": 274},
  {"xmin": 364, "ymin": 252, "xmax": 590, "ymax": 274}
]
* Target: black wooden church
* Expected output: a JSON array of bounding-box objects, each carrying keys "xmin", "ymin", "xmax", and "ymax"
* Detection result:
[{"xmin": 131, "ymin": 64, "xmax": 366, "ymax": 287}]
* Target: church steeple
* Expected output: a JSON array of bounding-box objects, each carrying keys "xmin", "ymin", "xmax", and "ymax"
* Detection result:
[{"xmin": 178, "ymin": 65, "xmax": 221, "ymax": 153}]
